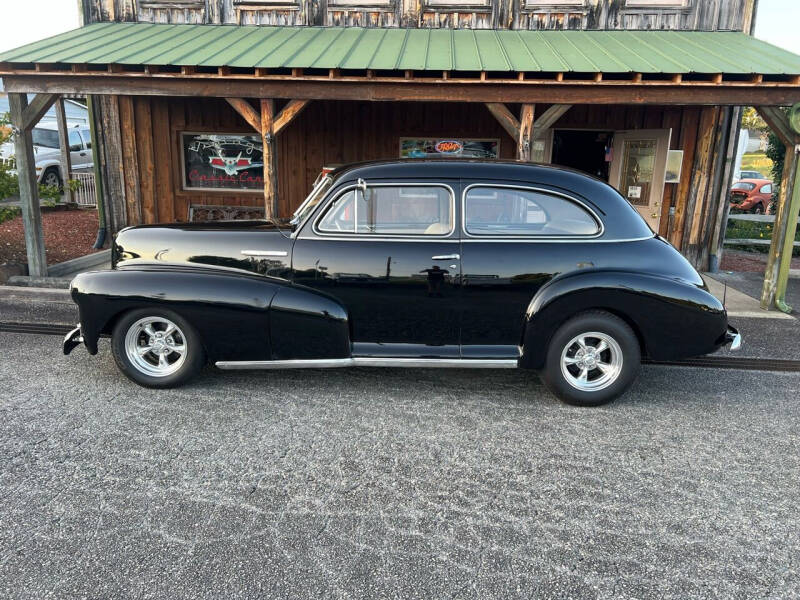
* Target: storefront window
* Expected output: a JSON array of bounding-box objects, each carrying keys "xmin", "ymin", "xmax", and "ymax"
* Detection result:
[
  {"xmin": 400, "ymin": 138, "xmax": 499, "ymax": 159},
  {"xmin": 181, "ymin": 132, "xmax": 264, "ymax": 192},
  {"xmin": 620, "ymin": 139, "xmax": 657, "ymax": 207}
]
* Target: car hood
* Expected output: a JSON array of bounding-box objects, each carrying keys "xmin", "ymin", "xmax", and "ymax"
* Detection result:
[{"xmin": 0, "ymin": 141, "xmax": 59, "ymax": 160}]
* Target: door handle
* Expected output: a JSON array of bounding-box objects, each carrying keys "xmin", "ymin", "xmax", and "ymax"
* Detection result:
[
  {"xmin": 241, "ymin": 250, "xmax": 288, "ymax": 257},
  {"xmin": 431, "ymin": 254, "xmax": 460, "ymax": 260}
]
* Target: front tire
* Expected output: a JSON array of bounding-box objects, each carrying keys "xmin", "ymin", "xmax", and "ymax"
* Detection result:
[
  {"xmin": 111, "ymin": 308, "xmax": 205, "ymax": 388},
  {"xmin": 41, "ymin": 167, "xmax": 62, "ymax": 190},
  {"xmin": 542, "ymin": 311, "xmax": 641, "ymax": 407}
]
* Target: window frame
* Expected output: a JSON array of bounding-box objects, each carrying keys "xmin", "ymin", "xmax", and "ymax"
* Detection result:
[
  {"xmin": 312, "ymin": 182, "xmax": 457, "ymax": 240},
  {"xmin": 461, "ymin": 183, "xmax": 604, "ymax": 240}
]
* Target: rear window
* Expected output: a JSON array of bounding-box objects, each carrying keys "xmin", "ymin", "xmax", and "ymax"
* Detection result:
[
  {"xmin": 464, "ymin": 186, "xmax": 600, "ymax": 237},
  {"xmin": 732, "ymin": 182, "xmax": 756, "ymax": 191}
]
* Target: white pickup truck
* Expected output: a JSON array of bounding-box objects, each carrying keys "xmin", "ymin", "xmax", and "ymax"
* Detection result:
[{"xmin": 0, "ymin": 121, "xmax": 93, "ymax": 188}]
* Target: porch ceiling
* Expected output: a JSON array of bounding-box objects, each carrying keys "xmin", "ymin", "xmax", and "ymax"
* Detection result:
[{"xmin": 2, "ymin": 23, "xmax": 800, "ymax": 77}]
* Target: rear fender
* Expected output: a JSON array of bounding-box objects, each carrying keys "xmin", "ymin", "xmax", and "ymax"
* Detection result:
[
  {"xmin": 70, "ymin": 268, "xmax": 350, "ymax": 362},
  {"xmin": 521, "ymin": 270, "xmax": 727, "ymax": 368}
]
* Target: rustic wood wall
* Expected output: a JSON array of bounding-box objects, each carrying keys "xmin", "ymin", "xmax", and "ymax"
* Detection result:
[
  {"xmin": 85, "ymin": 0, "xmax": 756, "ymax": 31},
  {"xmin": 114, "ymin": 96, "xmax": 724, "ymax": 264}
]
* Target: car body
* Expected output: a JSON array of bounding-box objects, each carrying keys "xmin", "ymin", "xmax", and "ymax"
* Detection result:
[
  {"xmin": 0, "ymin": 121, "xmax": 93, "ymax": 187},
  {"xmin": 739, "ymin": 170, "xmax": 766, "ymax": 180},
  {"xmin": 64, "ymin": 160, "xmax": 740, "ymax": 406},
  {"xmin": 729, "ymin": 178, "xmax": 773, "ymax": 214}
]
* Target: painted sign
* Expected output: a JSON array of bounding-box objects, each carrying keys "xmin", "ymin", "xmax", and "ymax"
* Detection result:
[
  {"xmin": 400, "ymin": 138, "xmax": 499, "ymax": 159},
  {"xmin": 182, "ymin": 132, "xmax": 264, "ymax": 191}
]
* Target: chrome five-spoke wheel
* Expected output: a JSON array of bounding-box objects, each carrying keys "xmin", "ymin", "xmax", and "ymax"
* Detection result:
[
  {"xmin": 124, "ymin": 316, "xmax": 187, "ymax": 377},
  {"xmin": 560, "ymin": 332, "xmax": 623, "ymax": 392}
]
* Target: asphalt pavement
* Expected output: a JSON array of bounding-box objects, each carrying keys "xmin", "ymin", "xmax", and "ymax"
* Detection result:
[{"xmin": 1, "ymin": 332, "xmax": 799, "ymax": 599}]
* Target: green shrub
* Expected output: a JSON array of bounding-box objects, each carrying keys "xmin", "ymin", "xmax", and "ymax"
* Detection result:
[{"xmin": 0, "ymin": 205, "xmax": 20, "ymax": 224}]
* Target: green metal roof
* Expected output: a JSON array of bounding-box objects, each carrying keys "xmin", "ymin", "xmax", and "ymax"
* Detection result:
[{"xmin": 2, "ymin": 22, "xmax": 800, "ymax": 76}]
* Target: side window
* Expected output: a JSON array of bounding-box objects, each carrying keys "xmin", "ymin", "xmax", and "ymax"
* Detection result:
[
  {"xmin": 762, "ymin": 184, "xmax": 772, "ymax": 194},
  {"xmin": 68, "ymin": 130, "xmax": 83, "ymax": 152},
  {"xmin": 81, "ymin": 130, "xmax": 92, "ymax": 150},
  {"xmin": 318, "ymin": 185, "xmax": 453, "ymax": 236},
  {"xmin": 464, "ymin": 186, "xmax": 600, "ymax": 237}
]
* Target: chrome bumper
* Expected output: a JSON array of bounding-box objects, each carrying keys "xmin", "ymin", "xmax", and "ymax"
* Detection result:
[
  {"xmin": 62, "ymin": 324, "xmax": 84, "ymax": 355},
  {"xmin": 725, "ymin": 326, "xmax": 742, "ymax": 352}
]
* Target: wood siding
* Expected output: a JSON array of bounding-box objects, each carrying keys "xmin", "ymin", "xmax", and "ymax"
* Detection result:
[
  {"xmin": 114, "ymin": 96, "xmax": 725, "ymax": 265},
  {"xmin": 85, "ymin": 0, "xmax": 756, "ymax": 31}
]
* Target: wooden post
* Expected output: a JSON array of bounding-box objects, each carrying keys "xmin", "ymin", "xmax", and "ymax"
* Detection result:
[
  {"xmin": 260, "ymin": 99, "xmax": 276, "ymax": 220},
  {"xmin": 8, "ymin": 93, "xmax": 48, "ymax": 277},
  {"xmin": 756, "ymin": 105, "xmax": 800, "ymax": 312},
  {"xmin": 518, "ymin": 104, "xmax": 534, "ymax": 161},
  {"xmin": 55, "ymin": 97, "xmax": 73, "ymax": 204}
]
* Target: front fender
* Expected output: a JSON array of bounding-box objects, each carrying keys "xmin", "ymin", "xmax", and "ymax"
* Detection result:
[
  {"xmin": 521, "ymin": 270, "xmax": 727, "ymax": 368},
  {"xmin": 70, "ymin": 267, "xmax": 350, "ymax": 362}
]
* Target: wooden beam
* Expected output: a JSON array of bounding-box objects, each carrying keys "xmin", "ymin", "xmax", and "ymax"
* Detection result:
[
  {"xmin": 20, "ymin": 93, "xmax": 59, "ymax": 131},
  {"xmin": 485, "ymin": 103, "xmax": 520, "ymax": 142},
  {"xmin": 273, "ymin": 99, "xmax": 310, "ymax": 135},
  {"xmin": 7, "ymin": 74, "xmax": 800, "ymax": 106},
  {"xmin": 225, "ymin": 97, "xmax": 261, "ymax": 133},
  {"xmin": 517, "ymin": 104, "xmax": 534, "ymax": 161},
  {"xmin": 54, "ymin": 97, "xmax": 73, "ymax": 204},
  {"xmin": 756, "ymin": 106, "xmax": 799, "ymax": 147},
  {"xmin": 761, "ymin": 144, "xmax": 800, "ymax": 312},
  {"xmin": 8, "ymin": 93, "xmax": 47, "ymax": 277},
  {"xmin": 260, "ymin": 99, "xmax": 276, "ymax": 220},
  {"xmin": 532, "ymin": 104, "xmax": 572, "ymax": 137}
]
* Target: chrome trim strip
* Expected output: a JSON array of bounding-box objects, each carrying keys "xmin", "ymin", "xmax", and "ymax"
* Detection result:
[
  {"xmin": 215, "ymin": 358, "xmax": 518, "ymax": 370},
  {"xmin": 311, "ymin": 182, "xmax": 457, "ymax": 240},
  {"xmin": 240, "ymin": 250, "xmax": 288, "ymax": 257},
  {"xmin": 459, "ymin": 235, "xmax": 654, "ymax": 244},
  {"xmin": 432, "ymin": 254, "xmax": 460, "ymax": 260},
  {"xmin": 461, "ymin": 183, "xmax": 605, "ymax": 241}
]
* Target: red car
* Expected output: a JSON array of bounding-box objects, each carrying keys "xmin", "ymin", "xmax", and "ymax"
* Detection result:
[{"xmin": 729, "ymin": 178, "xmax": 773, "ymax": 214}]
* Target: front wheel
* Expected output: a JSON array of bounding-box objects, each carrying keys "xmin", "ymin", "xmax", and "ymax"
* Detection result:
[
  {"xmin": 111, "ymin": 309, "xmax": 205, "ymax": 388},
  {"xmin": 541, "ymin": 311, "xmax": 641, "ymax": 407}
]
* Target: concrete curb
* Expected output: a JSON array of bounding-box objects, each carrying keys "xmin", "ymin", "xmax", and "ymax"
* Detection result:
[{"xmin": 48, "ymin": 249, "xmax": 110, "ymax": 278}]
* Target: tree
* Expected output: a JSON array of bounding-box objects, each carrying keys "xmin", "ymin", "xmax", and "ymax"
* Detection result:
[{"xmin": 741, "ymin": 107, "xmax": 768, "ymax": 132}]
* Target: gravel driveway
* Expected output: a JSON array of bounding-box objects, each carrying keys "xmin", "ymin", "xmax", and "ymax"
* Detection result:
[{"xmin": 1, "ymin": 332, "xmax": 799, "ymax": 599}]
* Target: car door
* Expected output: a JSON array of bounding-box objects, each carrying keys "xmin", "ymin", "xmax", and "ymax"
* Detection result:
[
  {"xmin": 78, "ymin": 129, "xmax": 94, "ymax": 170},
  {"xmin": 68, "ymin": 129, "xmax": 90, "ymax": 171},
  {"xmin": 291, "ymin": 180, "xmax": 461, "ymax": 357},
  {"xmin": 458, "ymin": 181, "xmax": 603, "ymax": 359}
]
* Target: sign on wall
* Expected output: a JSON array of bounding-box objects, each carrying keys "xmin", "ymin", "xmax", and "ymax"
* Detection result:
[
  {"xmin": 181, "ymin": 132, "xmax": 264, "ymax": 191},
  {"xmin": 400, "ymin": 138, "xmax": 499, "ymax": 159}
]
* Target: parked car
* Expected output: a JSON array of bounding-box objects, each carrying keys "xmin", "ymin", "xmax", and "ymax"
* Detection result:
[
  {"xmin": 739, "ymin": 170, "xmax": 767, "ymax": 180},
  {"xmin": 63, "ymin": 161, "xmax": 740, "ymax": 406},
  {"xmin": 0, "ymin": 121, "xmax": 93, "ymax": 188},
  {"xmin": 729, "ymin": 178, "xmax": 773, "ymax": 214}
]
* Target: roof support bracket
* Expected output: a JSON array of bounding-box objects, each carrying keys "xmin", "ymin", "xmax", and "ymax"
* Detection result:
[{"xmin": 18, "ymin": 92, "xmax": 59, "ymax": 132}]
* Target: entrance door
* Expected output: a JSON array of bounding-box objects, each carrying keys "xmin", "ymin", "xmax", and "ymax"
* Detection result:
[{"xmin": 609, "ymin": 130, "xmax": 672, "ymax": 231}]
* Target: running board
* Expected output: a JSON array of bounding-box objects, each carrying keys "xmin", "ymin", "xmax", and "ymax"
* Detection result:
[{"xmin": 215, "ymin": 358, "xmax": 519, "ymax": 370}]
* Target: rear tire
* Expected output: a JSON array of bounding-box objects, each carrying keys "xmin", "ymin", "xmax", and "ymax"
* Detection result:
[
  {"xmin": 111, "ymin": 308, "xmax": 205, "ymax": 388},
  {"xmin": 752, "ymin": 204, "xmax": 764, "ymax": 215},
  {"xmin": 542, "ymin": 311, "xmax": 641, "ymax": 407}
]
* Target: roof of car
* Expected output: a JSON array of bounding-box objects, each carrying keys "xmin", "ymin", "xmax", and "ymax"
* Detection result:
[
  {"xmin": 736, "ymin": 178, "xmax": 772, "ymax": 184},
  {"xmin": 328, "ymin": 159, "xmax": 655, "ymax": 241}
]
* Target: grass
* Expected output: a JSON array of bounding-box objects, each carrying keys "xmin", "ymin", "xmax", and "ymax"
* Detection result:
[
  {"xmin": 740, "ymin": 152, "xmax": 773, "ymax": 177},
  {"xmin": 726, "ymin": 218, "xmax": 800, "ymax": 257}
]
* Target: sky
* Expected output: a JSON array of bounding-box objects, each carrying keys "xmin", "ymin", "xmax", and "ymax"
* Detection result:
[{"xmin": 0, "ymin": 0, "xmax": 798, "ymax": 54}]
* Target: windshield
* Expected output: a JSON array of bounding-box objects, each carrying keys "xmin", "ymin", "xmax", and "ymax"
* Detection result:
[
  {"xmin": 32, "ymin": 128, "xmax": 60, "ymax": 149},
  {"xmin": 290, "ymin": 176, "xmax": 333, "ymax": 227}
]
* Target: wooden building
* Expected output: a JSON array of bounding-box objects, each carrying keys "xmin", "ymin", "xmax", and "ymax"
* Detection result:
[{"xmin": 3, "ymin": 0, "xmax": 800, "ymax": 310}]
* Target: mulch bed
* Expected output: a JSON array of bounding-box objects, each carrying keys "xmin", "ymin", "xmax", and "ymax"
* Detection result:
[
  {"xmin": 0, "ymin": 207, "xmax": 100, "ymax": 267},
  {"xmin": 720, "ymin": 248, "xmax": 800, "ymax": 273}
]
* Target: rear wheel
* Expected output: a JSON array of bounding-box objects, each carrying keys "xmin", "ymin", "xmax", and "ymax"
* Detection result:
[
  {"xmin": 542, "ymin": 311, "xmax": 641, "ymax": 407},
  {"xmin": 111, "ymin": 308, "xmax": 205, "ymax": 388},
  {"xmin": 752, "ymin": 204, "xmax": 764, "ymax": 215}
]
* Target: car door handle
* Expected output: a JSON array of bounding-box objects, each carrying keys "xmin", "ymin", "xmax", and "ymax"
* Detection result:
[
  {"xmin": 431, "ymin": 254, "xmax": 460, "ymax": 260},
  {"xmin": 241, "ymin": 250, "xmax": 288, "ymax": 257}
]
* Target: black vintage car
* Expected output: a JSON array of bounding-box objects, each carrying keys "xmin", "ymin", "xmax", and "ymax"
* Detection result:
[{"xmin": 64, "ymin": 160, "xmax": 740, "ymax": 406}]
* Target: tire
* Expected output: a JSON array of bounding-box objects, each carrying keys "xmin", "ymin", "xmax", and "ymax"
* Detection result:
[
  {"xmin": 752, "ymin": 204, "xmax": 764, "ymax": 215},
  {"xmin": 541, "ymin": 311, "xmax": 641, "ymax": 407},
  {"xmin": 111, "ymin": 308, "xmax": 205, "ymax": 388},
  {"xmin": 41, "ymin": 167, "xmax": 62, "ymax": 190}
]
